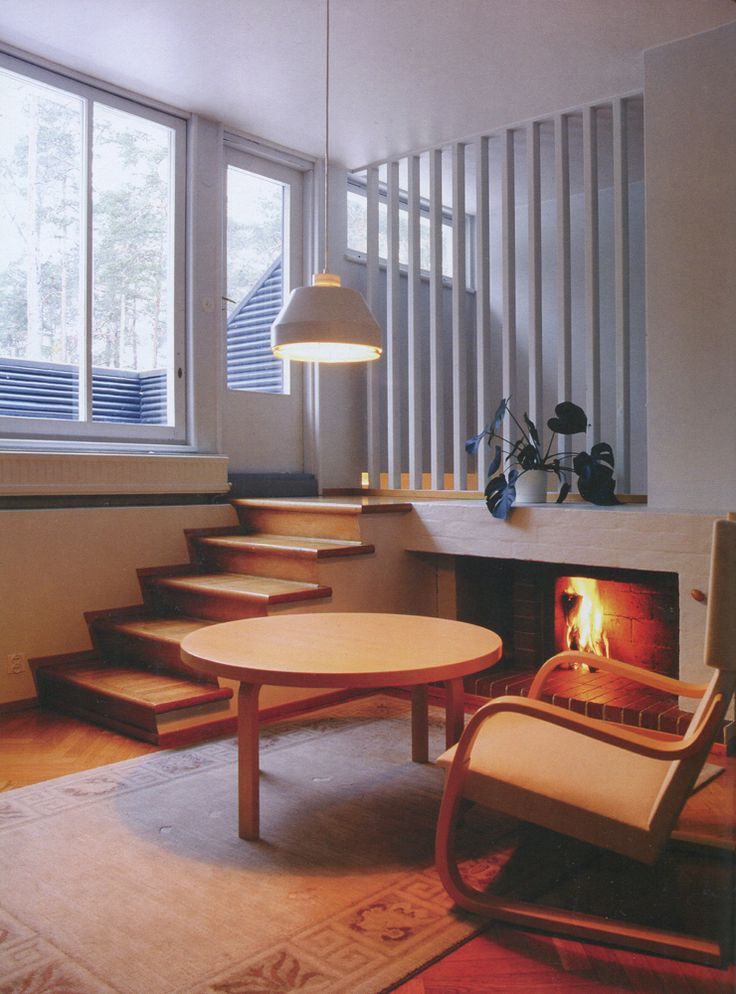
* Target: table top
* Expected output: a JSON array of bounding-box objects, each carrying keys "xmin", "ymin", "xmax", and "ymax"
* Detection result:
[{"xmin": 180, "ymin": 612, "xmax": 503, "ymax": 688}]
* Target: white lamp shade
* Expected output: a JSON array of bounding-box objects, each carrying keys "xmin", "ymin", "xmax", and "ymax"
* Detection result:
[{"xmin": 271, "ymin": 274, "xmax": 383, "ymax": 363}]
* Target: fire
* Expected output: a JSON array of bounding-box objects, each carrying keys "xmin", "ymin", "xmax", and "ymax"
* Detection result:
[{"xmin": 561, "ymin": 577, "xmax": 609, "ymax": 670}]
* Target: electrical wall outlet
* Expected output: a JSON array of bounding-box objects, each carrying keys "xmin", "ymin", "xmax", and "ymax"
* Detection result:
[{"xmin": 6, "ymin": 652, "xmax": 28, "ymax": 675}]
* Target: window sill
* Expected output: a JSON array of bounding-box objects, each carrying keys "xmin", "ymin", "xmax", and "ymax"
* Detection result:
[{"xmin": 0, "ymin": 450, "xmax": 229, "ymax": 497}]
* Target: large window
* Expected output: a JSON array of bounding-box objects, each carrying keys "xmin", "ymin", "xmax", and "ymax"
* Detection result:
[{"xmin": 0, "ymin": 54, "xmax": 186, "ymax": 443}]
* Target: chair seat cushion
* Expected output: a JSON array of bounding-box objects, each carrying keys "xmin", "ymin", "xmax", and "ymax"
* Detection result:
[{"xmin": 437, "ymin": 711, "xmax": 677, "ymax": 835}]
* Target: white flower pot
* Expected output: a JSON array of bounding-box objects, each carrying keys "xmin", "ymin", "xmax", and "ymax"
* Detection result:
[{"xmin": 514, "ymin": 469, "xmax": 549, "ymax": 505}]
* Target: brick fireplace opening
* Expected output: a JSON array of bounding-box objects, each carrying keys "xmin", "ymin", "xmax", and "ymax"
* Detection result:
[{"xmin": 453, "ymin": 556, "xmax": 700, "ymax": 736}]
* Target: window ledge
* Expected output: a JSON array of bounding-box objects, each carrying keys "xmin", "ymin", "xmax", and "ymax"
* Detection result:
[{"xmin": 0, "ymin": 451, "xmax": 229, "ymax": 497}]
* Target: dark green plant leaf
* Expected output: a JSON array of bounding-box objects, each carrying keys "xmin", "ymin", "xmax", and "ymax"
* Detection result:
[
  {"xmin": 465, "ymin": 430, "xmax": 487, "ymax": 455},
  {"xmin": 556, "ymin": 480, "xmax": 571, "ymax": 503},
  {"xmin": 517, "ymin": 443, "xmax": 541, "ymax": 470},
  {"xmin": 547, "ymin": 401, "xmax": 588, "ymax": 435},
  {"xmin": 574, "ymin": 446, "xmax": 619, "ymax": 505},
  {"xmin": 523, "ymin": 413, "xmax": 541, "ymax": 448},
  {"xmin": 590, "ymin": 441, "xmax": 615, "ymax": 469},
  {"xmin": 485, "ymin": 470, "xmax": 518, "ymax": 520},
  {"xmin": 491, "ymin": 398, "xmax": 509, "ymax": 434},
  {"xmin": 487, "ymin": 444, "xmax": 502, "ymax": 477}
]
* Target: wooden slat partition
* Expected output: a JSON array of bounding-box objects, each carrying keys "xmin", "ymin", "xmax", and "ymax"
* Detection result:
[
  {"xmin": 613, "ymin": 98, "xmax": 631, "ymax": 491},
  {"xmin": 527, "ymin": 121, "xmax": 543, "ymax": 425},
  {"xmin": 451, "ymin": 143, "xmax": 467, "ymax": 489},
  {"xmin": 385, "ymin": 160, "xmax": 401, "ymax": 488},
  {"xmin": 501, "ymin": 129, "xmax": 517, "ymax": 443},
  {"xmin": 474, "ymin": 136, "xmax": 491, "ymax": 484},
  {"xmin": 365, "ymin": 166, "xmax": 381, "ymax": 486},
  {"xmin": 583, "ymin": 104, "xmax": 601, "ymax": 447},
  {"xmin": 429, "ymin": 148, "xmax": 445, "ymax": 491},
  {"xmin": 406, "ymin": 155, "xmax": 423, "ymax": 489}
]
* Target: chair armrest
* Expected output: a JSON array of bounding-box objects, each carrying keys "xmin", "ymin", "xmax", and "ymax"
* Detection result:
[
  {"xmin": 528, "ymin": 651, "xmax": 709, "ymax": 701},
  {"xmin": 450, "ymin": 693, "xmax": 723, "ymax": 775}
]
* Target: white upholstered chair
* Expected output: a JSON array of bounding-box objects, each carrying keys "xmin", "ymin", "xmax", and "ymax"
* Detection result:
[{"xmin": 435, "ymin": 516, "xmax": 736, "ymax": 963}]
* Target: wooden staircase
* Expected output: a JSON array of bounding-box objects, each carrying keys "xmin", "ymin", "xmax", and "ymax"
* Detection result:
[{"xmin": 33, "ymin": 497, "xmax": 412, "ymax": 746}]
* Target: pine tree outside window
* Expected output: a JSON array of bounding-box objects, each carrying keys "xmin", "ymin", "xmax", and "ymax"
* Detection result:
[{"xmin": 0, "ymin": 53, "xmax": 186, "ymax": 444}]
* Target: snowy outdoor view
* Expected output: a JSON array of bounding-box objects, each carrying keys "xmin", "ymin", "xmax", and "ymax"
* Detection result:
[
  {"xmin": 226, "ymin": 167, "xmax": 283, "ymax": 319},
  {"xmin": 225, "ymin": 165, "xmax": 286, "ymax": 394},
  {"xmin": 0, "ymin": 64, "xmax": 175, "ymax": 425}
]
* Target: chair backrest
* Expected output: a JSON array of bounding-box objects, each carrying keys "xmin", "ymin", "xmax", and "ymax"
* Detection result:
[
  {"xmin": 649, "ymin": 516, "xmax": 736, "ymax": 848},
  {"xmin": 705, "ymin": 516, "xmax": 736, "ymax": 672}
]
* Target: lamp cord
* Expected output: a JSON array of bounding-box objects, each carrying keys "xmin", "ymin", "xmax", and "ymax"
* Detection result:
[{"xmin": 323, "ymin": 0, "xmax": 330, "ymax": 274}]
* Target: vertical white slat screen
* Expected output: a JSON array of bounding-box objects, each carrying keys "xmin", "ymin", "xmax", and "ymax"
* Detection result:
[
  {"xmin": 451, "ymin": 143, "xmax": 467, "ymax": 489},
  {"xmin": 429, "ymin": 148, "xmax": 444, "ymax": 490},
  {"xmin": 554, "ymin": 115, "xmax": 572, "ymax": 420},
  {"xmin": 583, "ymin": 104, "xmax": 601, "ymax": 448},
  {"xmin": 406, "ymin": 155, "xmax": 423, "ymax": 489},
  {"xmin": 385, "ymin": 160, "xmax": 401, "ymax": 488},
  {"xmin": 501, "ymin": 129, "xmax": 517, "ymax": 444},
  {"xmin": 365, "ymin": 166, "xmax": 381, "ymax": 486},
  {"xmin": 474, "ymin": 135, "xmax": 491, "ymax": 485},
  {"xmin": 527, "ymin": 121, "xmax": 543, "ymax": 426},
  {"xmin": 613, "ymin": 98, "xmax": 631, "ymax": 491},
  {"xmin": 351, "ymin": 93, "xmax": 642, "ymax": 495}
]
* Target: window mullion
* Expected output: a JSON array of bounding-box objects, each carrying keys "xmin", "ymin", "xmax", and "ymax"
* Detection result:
[{"xmin": 79, "ymin": 97, "xmax": 93, "ymax": 424}]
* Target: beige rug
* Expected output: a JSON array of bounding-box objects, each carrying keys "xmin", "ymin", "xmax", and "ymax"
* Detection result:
[{"xmin": 0, "ymin": 696, "xmax": 487, "ymax": 994}]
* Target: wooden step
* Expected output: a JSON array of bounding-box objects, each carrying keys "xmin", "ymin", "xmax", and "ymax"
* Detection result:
[
  {"xmin": 191, "ymin": 532, "xmax": 375, "ymax": 581},
  {"xmin": 87, "ymin": 609, "xmax": 216, "ymax": 680},
  {"xmin": 36, "ymin": 656, "xmax": 234, "ymax": 745},
  {"xmin": 232, "ymin": 496, "xmax": 412, "ymax": 541},
  {"xmin": 140, "ymin": 567, "xmax": 332, "ymax": 621}
]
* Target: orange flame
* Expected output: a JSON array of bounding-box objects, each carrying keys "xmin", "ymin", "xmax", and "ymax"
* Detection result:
[{"xmin": 562, "ymin": 577, "xmax": 609, "ymax": 671}]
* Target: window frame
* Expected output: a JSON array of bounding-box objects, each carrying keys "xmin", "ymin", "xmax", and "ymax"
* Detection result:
[
  {"xmin": 223, "ymin": 145, "xmax": 305, "ymax": 397},
  {"xmin": 345, "ymin": 174, "xmax": 476, "ymax": 289},
  {"xmin": 0, "ymin": 50, "xmax": 187, "ymax": 446}
]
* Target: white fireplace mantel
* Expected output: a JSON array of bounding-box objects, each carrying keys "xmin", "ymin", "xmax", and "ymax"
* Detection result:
[{"xmin": 402, "ymin": 502, "xmax": 721, "ymax": 689}]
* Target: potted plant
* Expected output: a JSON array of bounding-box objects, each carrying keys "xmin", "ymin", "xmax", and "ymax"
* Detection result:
[{"xmin": 466, "ymin": 398, "xmax": 619, "ymax": 519}]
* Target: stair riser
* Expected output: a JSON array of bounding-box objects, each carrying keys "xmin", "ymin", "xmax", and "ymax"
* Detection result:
[
  {"xmin": 37, "ymin": 670, "xmax": 160, "ymax": 735},
  {"xmin": 91, "ymin": 628, "xmax": 214, "ymax": 682},
  {"xmin": 194, "ymin": 543, "xmax": 317, "ymax": 582},
  {"xmin": 236, "ymin": 507, "xmax": 362, "ymax": 541},
  {"xmin": 144, "ymin": 583, "xmax": 270, "ymax": 621}
]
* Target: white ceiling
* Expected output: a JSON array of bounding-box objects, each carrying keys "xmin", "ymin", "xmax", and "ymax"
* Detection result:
[{"xmin": 1, "ymin": 0, "xmax": 734, "ymax": 168}]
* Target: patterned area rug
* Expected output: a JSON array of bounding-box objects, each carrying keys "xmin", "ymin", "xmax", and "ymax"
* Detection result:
[{"xmin": 0, "ymin": 696, "xmax": 487, "ymax": 994}]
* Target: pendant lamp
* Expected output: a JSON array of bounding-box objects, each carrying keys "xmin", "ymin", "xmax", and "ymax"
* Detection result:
[{"xmin": 271, "ymin": 0, "xmax": 382, "ymax": 364}]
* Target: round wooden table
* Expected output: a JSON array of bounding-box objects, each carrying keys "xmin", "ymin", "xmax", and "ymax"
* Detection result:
[{"xmin": 181, "ymin": 612, "xmax": 502, "ymax": 839}]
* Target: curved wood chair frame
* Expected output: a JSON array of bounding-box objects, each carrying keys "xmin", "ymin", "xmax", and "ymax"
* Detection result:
[{"xmin": 436, "ymin": 516, "xmax": 736, "ymax": 966}]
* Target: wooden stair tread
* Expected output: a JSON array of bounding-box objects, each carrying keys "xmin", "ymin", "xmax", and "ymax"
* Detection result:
[
  {"xmin": 232, "ymin": 496, "xmax": 412, "ymax": 515},
  {"xmin": 92, "ymin": 614, "xmax": 214, "ymax": 644},
  {"xmin": 152, "ymin": 571, "xmax": 331, "ymax": 602},
  {"xmin": 196, "ymin": 533, "xmax": 374, "ymax": 558},
  {"xmin": 38, "ymin": 661, "xmax": 232, "ymax": 713}
]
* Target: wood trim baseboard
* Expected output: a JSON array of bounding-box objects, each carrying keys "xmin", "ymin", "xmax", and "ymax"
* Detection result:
[{"xmin": 0, "ymin": 697, "xmax": 38, "ymax": 715}]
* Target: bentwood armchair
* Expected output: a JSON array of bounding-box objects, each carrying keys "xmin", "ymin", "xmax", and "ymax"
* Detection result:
[{"xmin": 435, "ymin": 516, "xmax": 736, "ymax": 963}]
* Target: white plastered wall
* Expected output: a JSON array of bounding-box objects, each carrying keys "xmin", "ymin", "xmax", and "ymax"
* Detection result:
[{"xmin": 645, "ymin": 23, "xmax": 736, "ymax": 511}]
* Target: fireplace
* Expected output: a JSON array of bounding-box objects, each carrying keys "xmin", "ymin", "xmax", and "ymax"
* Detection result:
[{"xmin": 453, "ymin": 556, "xmax": 697, "ymax": 735}]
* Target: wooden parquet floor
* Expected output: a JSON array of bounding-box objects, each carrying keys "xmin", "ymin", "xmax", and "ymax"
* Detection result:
[{"xmin": 1, "ymin": 704, "xmax": 733, "ymax": 993}]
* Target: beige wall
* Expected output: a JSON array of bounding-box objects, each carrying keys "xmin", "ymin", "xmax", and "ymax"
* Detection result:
[
  {"xmin": 0, "ymin": 504, "xmax": 236, "ymax": 705},
  {"xmin": 645, "ymin": 23, "xmax": 736, "ymax": 510}
]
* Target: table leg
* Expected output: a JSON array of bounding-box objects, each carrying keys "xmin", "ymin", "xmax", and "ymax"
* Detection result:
[
  {"xmin": 444, "ymin": 677, "xmax": 466, "ymax": 748},
  {"xmin": 410, "ymin": 684, "xmax": 429, "ymax": 763},
  {"xmin": 237, "ymin": 682, "xmax": 262, "ymax": 840}
]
